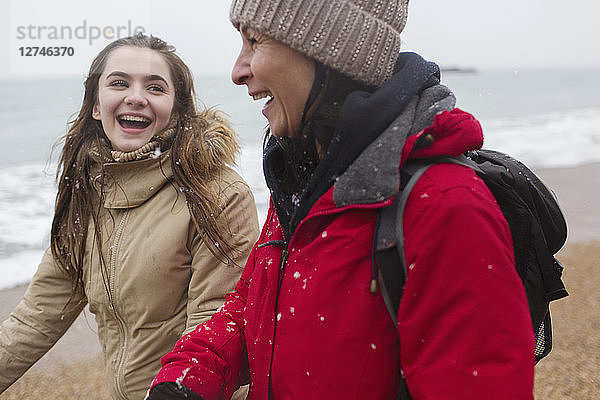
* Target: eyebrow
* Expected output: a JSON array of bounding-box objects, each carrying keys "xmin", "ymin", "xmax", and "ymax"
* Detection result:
[{"xmin": 105, "ymin": 71, "xmax": 170, "ymax": 87}]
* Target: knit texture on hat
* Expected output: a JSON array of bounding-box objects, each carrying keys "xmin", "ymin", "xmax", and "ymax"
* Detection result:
[{"xmin": 230, "ymin": 0, "xmax": 409, "ymax": 88}]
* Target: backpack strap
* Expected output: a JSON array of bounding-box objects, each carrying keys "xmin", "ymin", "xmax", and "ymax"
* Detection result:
[
  {"xmin": 374, "ymin": 156, "xmax": 477, "ymax": 400},
  {"xmin": 373, "ymin": 160, "xmax": 439, "ymax": 400},
  {"xmin": 374, "ymin": 160, "xmax": 439, "ymax": 322},
  {"xmin": 374, "ymin": 155, "xmax": 478, "ymax": 324}
]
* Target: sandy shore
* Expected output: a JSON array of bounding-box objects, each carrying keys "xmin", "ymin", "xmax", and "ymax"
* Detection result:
[
  {"xmin": 1, "ymin": 163, "xmax": 599, "ymax": 399},
  {"xmin": 0, "ymin": 286, "xmax": 108, "ymax": 399},
  {"xmin": 534, "ymin": 163, "xmax": 600, "ymax": 243}
]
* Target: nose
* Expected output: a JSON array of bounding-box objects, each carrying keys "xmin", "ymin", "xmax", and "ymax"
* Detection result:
[
  {"xmin": 124, "ymin": 86, "xmax": 148, "ymax": 107},
  {"xmin": 232, "ymin": 49, "xmax": 251, "ymax": 86}
]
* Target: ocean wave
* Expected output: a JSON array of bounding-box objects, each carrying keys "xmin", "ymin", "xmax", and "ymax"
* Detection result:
[
  {"xmin": 0, "ymin": 164, "xmax": 55, "ymax": 259},
  {"xmin": 0, "ymin": 251, "xmax": 46, "ymax": 289},
  {"xmin": 481, "ymin": 107, "xmax": 600, "ymax": 168}
]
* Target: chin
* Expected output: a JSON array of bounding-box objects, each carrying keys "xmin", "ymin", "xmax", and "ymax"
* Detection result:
[
  {"xmin": 113, "ymin": 141, "xmax": 145, "ymax": 152},
  {"xmin": 110, "ymin": 134, "xmax": 155, "ymax": 152},
  {"xmin": 269, "ymin": 126, "xmax": 292, "ymax": 138}
]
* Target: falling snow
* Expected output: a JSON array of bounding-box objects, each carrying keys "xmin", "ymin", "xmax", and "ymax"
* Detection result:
[
  {"xmin": 175, "ymin": 367, "xmax": 191, "ymax": 385},
  {"xmin": 151, "ymin": 147, "xmax": 162, "ymax": 159},
  {"xmin": 291, "ymin": 193, "xmax": 301, "ymax": 207}
]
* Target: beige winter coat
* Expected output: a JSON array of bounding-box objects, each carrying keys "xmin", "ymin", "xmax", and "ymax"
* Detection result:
[{"xmin": 0, "ymin": 118, "xmax": 259, "ymax": 399}]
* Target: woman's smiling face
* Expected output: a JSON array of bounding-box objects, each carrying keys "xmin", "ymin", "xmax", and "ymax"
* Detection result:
[
  {"xmin": 92, "ymin": 46, "xmax": 175, "ymax": 152},
  {"xmin": 231, "ymin": 28, "xmax": 315, "ymax": 138}
]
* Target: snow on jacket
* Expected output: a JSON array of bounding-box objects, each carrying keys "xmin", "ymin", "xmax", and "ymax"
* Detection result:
[
  {"xmin": 150, "ymin": 54, "xmax": 535, "ymax": 400},
  {"xmin": 0, "ymin": 111, "xmax": 260, "ymax": 400}
]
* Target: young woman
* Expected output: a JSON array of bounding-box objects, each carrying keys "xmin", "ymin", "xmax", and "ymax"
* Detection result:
[
  {"xmin": 147, "ymin": 1, "xmax": 535, "ymax": 399},
  {"xmin": 0, "ymin": 34, "xmax": 259, "ymax": 400}
]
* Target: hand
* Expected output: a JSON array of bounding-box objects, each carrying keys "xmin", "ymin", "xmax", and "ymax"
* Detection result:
[{"xmin": 146, "ymin": 382, "xmax": 204, "ymax": 400}]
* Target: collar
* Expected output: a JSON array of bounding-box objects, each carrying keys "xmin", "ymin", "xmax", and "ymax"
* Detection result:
[{"xmin": 100, "ymin": 151, "xmax": 173, "ymax": 209}]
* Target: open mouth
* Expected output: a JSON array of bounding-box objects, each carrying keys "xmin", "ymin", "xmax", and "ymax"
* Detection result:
[
  {"xmin": 253, "ymin": 91, "xmax": 273, "ymax": 105},
  {"xmin": 118, "ymin": 114, "xmax": 152, "ymax": 130}
]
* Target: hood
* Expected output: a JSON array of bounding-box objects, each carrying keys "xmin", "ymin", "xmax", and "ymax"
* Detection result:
[
  {"xmin": 264, "ymin": 52, "xmax": 483, "ymax": 240},
  {"xmin": 192, "ymin": 108, "xmax": 239, "ymax": 172},
  {"xmin": 92, "ymin": 108, "xmax": 239, "ymax": 209},
  {"xmin": 332, "ymin": 101, "xmax": 483, "ymax": 207}
]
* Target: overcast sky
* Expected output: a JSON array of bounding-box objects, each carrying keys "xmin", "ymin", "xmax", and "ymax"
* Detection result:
[{"xmin": 1, "ymin": 0, "xmax": 598, "ymax": 79}]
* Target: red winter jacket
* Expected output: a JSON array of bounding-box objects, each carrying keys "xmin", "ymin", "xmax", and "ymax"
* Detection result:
[{"xmin": 151, "ymin": 79, "xmax": 535, "ymax": 400}]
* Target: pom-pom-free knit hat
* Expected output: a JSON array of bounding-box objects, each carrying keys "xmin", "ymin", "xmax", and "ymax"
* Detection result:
[{"xmin": 230, "ymin": 0, "xmax": 409, "ymax": 88}]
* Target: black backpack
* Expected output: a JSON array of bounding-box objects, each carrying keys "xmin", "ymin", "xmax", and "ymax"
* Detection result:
[{"xmin": 373, "ymin": 149, "xmax": 569, "ymax": 399}]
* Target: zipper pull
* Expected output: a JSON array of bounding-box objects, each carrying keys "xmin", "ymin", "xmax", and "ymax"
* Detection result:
[
  {"xmin": 370, "ymin": 279, "xmax": 378, "ymax": 293},
  {"xmin": 280, "ymin": 249, "xmax": 289, "ymax": 270}
]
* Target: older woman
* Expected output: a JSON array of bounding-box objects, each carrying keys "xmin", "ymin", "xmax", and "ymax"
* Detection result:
[{"xmin": 147, "ymin": 1, "xmax": 534, "ymax": 399}]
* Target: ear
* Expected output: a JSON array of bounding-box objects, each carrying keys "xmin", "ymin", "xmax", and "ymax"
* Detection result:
[{"xmin": 92, "ymin": 103, "xmax": 101, "ymax": 120}]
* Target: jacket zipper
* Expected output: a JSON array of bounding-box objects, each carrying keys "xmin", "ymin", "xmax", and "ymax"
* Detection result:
[
  {"xmin": 266, "ymin": 209, "xmax": 352, "ymax": 400},
  {"xmin": 279, "ymin": 249, "xmax": 289, "ymax": 270},
  {"xmin": 267, "ymin": 243, "xmax": 288, "ymax": 400},
  {"xmin": 266, "ymin": 200, "xmax": 391, "ymax": 399},
  {"xmin": 110, "ymin": 211, "xmax": 129, "ymax": 400},
  {"xmin": 260, "ymin": 209, "xmax": 289, "ymax": 400}
]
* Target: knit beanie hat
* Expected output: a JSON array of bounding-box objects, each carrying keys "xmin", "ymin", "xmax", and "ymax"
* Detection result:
[{"xmin": 230, "ymin": 0, "xmax": 409, "ymax": 88}]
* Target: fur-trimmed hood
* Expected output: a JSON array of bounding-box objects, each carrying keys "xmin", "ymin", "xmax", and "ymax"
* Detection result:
[{"xmin": 191, "ymin": 108, "xmax": 239, "ymax": 172}]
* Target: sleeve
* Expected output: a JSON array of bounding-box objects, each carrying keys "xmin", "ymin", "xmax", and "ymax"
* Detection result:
[
  {"xmin": 0, "ymin": 249, "xmax": 86, "ymax": 391},
  {"xmin": 183, "ymin": 171, "xmax": 259, "ymax": 334},
  {"xmin": 150, "ymin": 245, "xmax": 256, "ymax": 400},
  {"xmin": 398, "ymin": 165, "xmax": 535, "ymax": 400}
]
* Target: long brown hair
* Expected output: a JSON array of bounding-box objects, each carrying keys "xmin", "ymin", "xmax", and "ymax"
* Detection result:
[{"xmin": 51, "ymin": 34, "xmax": 238, "ymax": 303}]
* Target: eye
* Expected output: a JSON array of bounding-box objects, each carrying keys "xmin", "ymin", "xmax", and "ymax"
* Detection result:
[
  {"xmin": 243, "ymin": 31, "xmax": 260, "ymax": 48},
  {"xmin": 109, "ymin": 79, "xmax": 128, "ymax": 87},
  {"xmin": 148, "ymin": 84, "xmax": 166, "ymax": 93}
]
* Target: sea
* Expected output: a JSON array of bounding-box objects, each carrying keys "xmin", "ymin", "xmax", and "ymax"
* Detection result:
[{"xmin": 1, "ymin": 68, "xmax": 599, "ymax": 290}]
